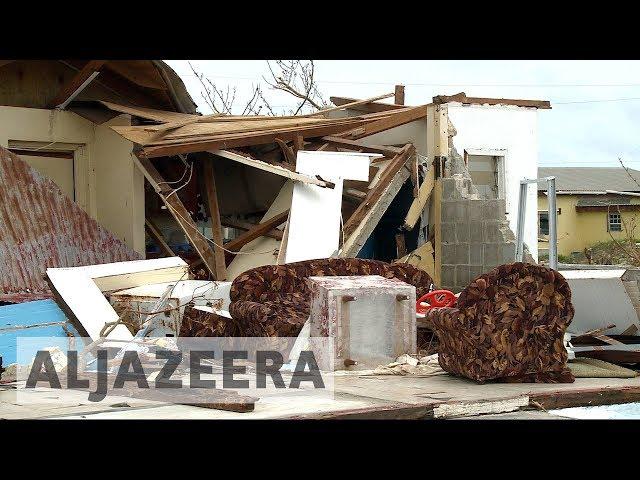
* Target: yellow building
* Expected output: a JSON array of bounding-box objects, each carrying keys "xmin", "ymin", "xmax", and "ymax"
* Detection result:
[{"xmin": 537, "ymin": 167, "xmax": 640, "ymax": 256}]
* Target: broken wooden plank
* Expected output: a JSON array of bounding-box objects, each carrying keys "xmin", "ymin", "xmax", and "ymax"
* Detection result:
[
  {"xmin": 99, "ymin": 101, "xmax": 197, "ymax": 124},
  {"xmin": 394, "ymin": 85, "xmax": 405, "ymax": 105},
  {"xmin": 221, "ymin": 218, "xmax": 283, "ymax": 241},
  {"xmin": 330, "ymin": 96, "xmax": 407, "ymax": 114},
  {"xmin": 144, "ymin": 218, "xmax": 175, "ymax": 257},
  {"xmin": 336, "ymin": 105, "xmax": 429, "ymax": 140},
  {"xmin": 224, "ymin": 210, "xmax": 289, "ymax": 253},
  {"xmin": 403, "ymin": 166, "xmax": 435, "ymax": 230},
  {"xmin": 133, "ymin": 155, "xmax": 220, "ymax": 278},
  {"xmin": 202, "ymin": 157, "xmax": 227, "ymax": 280},
  {"xmin": 49, "ymin": 60, "xmax": 106, "ymax": 108},
  {"xmin": 432, "ymin": 92, "xmax": 551, "ymax": 109},
  {"xmin": 209, "ymin": 149, "xmax": 333, "ymax": 188},
  {"xmin": 311, "ymin": 92, "xmax": 395, "ymax": 117},
  {"xmin": 321, "ymin": 136, "xmax": 404, "ymax": 156},
  {"xmin": 341, "ymin": 145, "xmax": 415, "ymax": 257}
]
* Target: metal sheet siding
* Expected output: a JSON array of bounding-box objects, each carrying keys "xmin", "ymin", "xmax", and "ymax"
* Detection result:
[{"xmin": 0, "ymin": 146, "xmax": 141, "ymax": 303}]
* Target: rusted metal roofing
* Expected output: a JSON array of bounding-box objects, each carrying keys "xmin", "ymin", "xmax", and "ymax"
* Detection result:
[{"xmin": 0, "ymin": 146, "xmax": 142, "ymax": 303}]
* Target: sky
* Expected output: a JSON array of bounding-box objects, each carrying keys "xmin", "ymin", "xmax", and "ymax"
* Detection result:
[{"xmin": 166, "ymin": 60, "xmax": 640, "ymax": 169}]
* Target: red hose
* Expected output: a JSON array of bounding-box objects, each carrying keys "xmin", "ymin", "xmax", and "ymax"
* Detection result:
[{"xmin": 416, "ymin": 290, "xmax": 457, "ymax": 314}]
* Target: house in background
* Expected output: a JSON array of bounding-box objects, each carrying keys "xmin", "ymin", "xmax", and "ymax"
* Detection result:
[{"xmin": 537, "ymin": 167, "xmax": 640, "ymax": 256}]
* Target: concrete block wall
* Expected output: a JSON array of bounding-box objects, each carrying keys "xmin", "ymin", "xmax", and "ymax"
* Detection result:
[{"xmin": 440, "ymin": 177, "xmax": 517, "ymax": 293}]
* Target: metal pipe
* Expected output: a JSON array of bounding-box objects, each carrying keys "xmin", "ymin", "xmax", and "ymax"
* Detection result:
[
  {"xmin": 548, "ymin": 177, "xmax": 558, "ymax": 270},
  {"xmin": 516, "ymin": 181, "xmax": 528, "ymax": 261}
]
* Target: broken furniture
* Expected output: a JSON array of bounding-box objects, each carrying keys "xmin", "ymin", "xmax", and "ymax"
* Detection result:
[
  {"xmin": 423, "ymin": 262, "xmax": 575, "ymax": 383},
  {"xmin": 308, "ymin": 275, "xmax": 416, "ymax": 369},
  {"xmin": 110, "ymin": 280, "xmax": 230, "ymax": 337},
  {"xmin": 221, "ymin": 258, "xmax": 434, "ymax": 337},
  {"xmin": 46, "ymin": 257, "xmax": 190, "ymax": 341}
]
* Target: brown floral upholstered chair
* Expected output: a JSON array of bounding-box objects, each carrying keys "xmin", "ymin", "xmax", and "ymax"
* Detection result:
[
  {"xmin": 220, "ymin": 258, "xmax": 434, "ymax": 337},
  {"xmin": 424, "ymin": 262, "xmax": 575, "ymax": 384}
]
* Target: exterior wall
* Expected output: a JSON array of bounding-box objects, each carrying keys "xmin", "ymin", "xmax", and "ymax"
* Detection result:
[
  {"xmin": 0, "ymin": 106, "xmax": 145, "ymax": 255},
  {"xmin": 447, "ymin": 104, "xmax": 540, "ymax": 260},
  {"xmin": 538, "ymin": 194, "xmax": 640, "ymax": 256}
]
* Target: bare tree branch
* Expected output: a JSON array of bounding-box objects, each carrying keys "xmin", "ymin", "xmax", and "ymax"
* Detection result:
[
  {"xmin": 188, "ymin": 60, "xmax": 327, "ymax": 117},
  {"xmin": 619, "ymin": 156, "xmax": 640, "ymax": 190}
]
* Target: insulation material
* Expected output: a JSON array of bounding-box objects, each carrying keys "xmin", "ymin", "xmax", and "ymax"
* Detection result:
[
  {"xmin": 285, "ymin": 151, "xmax": 373, "ymax": 264},
  {"xmin": 0, "ymin": 146, "xmax": 141, "ymax": 303},
  {"xmin": 424, "ymin": 262, "xmax": 575, "ymax": 383}
]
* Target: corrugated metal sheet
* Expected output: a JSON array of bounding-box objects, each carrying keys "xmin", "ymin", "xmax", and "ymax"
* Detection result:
[{"xmin": 0, "ymin": 146, "xmax": 141, "ymax": 303}]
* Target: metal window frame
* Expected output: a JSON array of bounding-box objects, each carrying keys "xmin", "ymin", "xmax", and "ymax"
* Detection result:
[{"xmin": 516, "ymin": 176, "xmax": 557, "ymax": 269}]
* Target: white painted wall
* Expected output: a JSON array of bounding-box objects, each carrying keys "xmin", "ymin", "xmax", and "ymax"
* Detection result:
[{"xmin": 447, "ymin": 103, "xmax": 541, "ymax": 260}]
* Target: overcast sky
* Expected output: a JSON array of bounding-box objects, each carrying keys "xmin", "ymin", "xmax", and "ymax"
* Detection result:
[{"xmin": 166, "ymin": 60, "xmax": 640, "ymax": 169}]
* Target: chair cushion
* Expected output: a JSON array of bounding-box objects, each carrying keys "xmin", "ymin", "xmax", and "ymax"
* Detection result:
[
  {"xmin": 425, "ymin": 262, "xmax": 574, "ymax": 383},
  {"xmin": 227, "ymin": 258, "xmax": 434, "ymax": 337}
]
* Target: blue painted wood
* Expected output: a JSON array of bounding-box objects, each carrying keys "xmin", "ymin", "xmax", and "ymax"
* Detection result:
[{"xmin": 0, "ymin": 300, "xmax": 79, "ymax": 365}]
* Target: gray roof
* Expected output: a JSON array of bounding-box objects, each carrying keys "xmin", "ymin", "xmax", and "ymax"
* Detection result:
[{"xmin": 538, "ymin": 167, "xmax": 640, "ymax": 192}]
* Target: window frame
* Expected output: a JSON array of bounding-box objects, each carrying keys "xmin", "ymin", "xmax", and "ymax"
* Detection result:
[{"xmin": 608, "ymin": 212, "xmax": 622, "ymax": 232}]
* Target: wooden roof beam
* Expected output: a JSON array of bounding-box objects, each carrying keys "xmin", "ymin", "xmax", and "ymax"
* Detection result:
[
  {"xmin": 49, "ymin": 60, "xmax": 106, "ymax": 109},
  {"xmin": 433, "ymin": 92, "xmax": 551, "ymax": 109},
  {"xmin": 330, "ymin": 96, "xmax": 407, "ymax": 114}
]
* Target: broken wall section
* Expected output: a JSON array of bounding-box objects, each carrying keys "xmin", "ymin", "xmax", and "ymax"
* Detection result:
[{"xmin": 440, "ymin": 148, "xmax": 517, "ymax": 292}]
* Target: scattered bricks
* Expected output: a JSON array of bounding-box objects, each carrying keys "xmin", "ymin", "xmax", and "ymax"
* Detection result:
[
  {"xmin": 455, "ymin": 222, "xmax": 470, "ymax": 243},
  {"xmin": 441, "ymin": 265, "xmax": 456, "ymax": 288},
  {"xmin": 440, "ymin": 222, "xmax": 456, "ymax": 243},
  {"xmin": 470, "ymin": 243, "xmax": 483, "ymax": 264},
  {"xmin": 455, "ymin": 244, "xmax": 469, "ymax": 264},
  {"xmin": 483, "ymin": 221, "xmax": 504, "ymax": 243},
  {"xmin": 483, "ymin": 244, "xmax": 500, "ymax": 266},
  {"xmin": 470, "ymin": 221, "xmax": 483, "ymax": 243},
  {"xmin": 455, "ymin": 265, "xmax": 470, "ymax": 286}
]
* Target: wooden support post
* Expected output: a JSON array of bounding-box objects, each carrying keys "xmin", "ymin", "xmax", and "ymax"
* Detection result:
[
  {"xmin": 202, "ymin": 157, "xmax": 228, "ymax": 280},
  {"xmin": 144, "ymin": 218, "xmax": 175, "ymax": 257},
  {"xmin": 430, "ymin": 104, "xmax": 449, "ymax": 287},
  {"xmin": 132, "ymin": 154, "xmax": 221, "ymax": 279},
  {"xmin": 394, "ymin": 85, "xmax": 405, "ymax": 105}
]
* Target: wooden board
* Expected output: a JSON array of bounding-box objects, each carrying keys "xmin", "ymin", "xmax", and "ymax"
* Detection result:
[
  {"xmin": 209, "ymin": 149, "xmax": 332, "ymax": 188},
  {"xmin": 202, "ymin": 157, "xmax": 227, "ymax": 280},
  {"xmin": 133, "ymin": 155, "xmax": 221, "ymax": 278}
]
